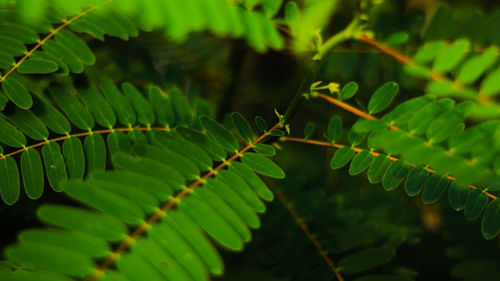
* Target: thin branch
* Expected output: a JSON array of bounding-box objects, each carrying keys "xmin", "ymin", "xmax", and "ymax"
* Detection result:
[
  {"xmin": 281, "ymin": 136, "xmax": 498, "ymax": 200},
  {"xmin": 89, "ymin": 123, "xmax": 282, "ymax": 281},
  {"xmin": 0, "ymin": 6, "xmax": 96, "ymax": 83},
  {"xmin": 267, "ymin": 179, "xmax": 345, "ymax": 281}
]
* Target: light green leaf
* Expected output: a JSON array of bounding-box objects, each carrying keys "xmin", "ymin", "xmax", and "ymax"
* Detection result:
[
  {"xmin": 339, "ymin": 81, "xmax": 358, "ymax": 100},
  {"xmin": 422, "ymin": 173, "xmax": 449, "ymax": 204},
  {"xmin": 404, "ymin": 166, "xmax": 429, "ymax": 196},
  {"xmin": 217, "ymin": 169, "xmax": 265, "ymax": 214},
  {"xmin": 433, "ymin": 39, "xmax": 470, "ymax": 73},
  {"xmin": 42, "ymin": 141, "xmax": 68, "ymax": 192},
  {"xmin": 331, "ymin": 146, "xmax": 355, "ymax": 169},
  {"xmin": 367, "ymin": 82, "xmax": 399, "ymax": 114},
  {"xmin": 352, "ymin": 119, "xmax": 388, "ymax": 133},
  {"xmin": 480, "ymin": 66, "xmax": 500, "ymax": 96},
  {"xmin": 232, "ymin": 112, "xmax": 253, "ymax": 143},
  {"xmin": 176, "ymin": 127, "xmax": 226, "ymax": 162},
  {"xmin": 62, "ymin": 136, "xmax": 85, "ymax": 180},
  {"xmin": 349, "ymin": 150, "xmax": 374, "ymax": 175},
  {"xmin": 20, "ymin": 148, "xmax": 44, "ymax": 199},
  {"xmin": 17, "ymin": 58, "xmax": 58, "ymax": 73},
  {"xmin": 408, "ymin": 98, "xmax": 454, "ymax": 135},
  {"xmin": 338, "ymin": 247, "xmax": 395, "ymax": 274},
  {"xmin": 426, "ymin": 102, "xmax": 473, "ymax": 143},
  {"xmin": 327, "ymin": 116, "xmax": 342, "ymax": 143},
  {"xmin": 2, "ymin": 77, "xmax": 32, "ymax": 109},
  {"xmin": 382, "ymin": 95, "xmax": 435, "ymax": 126},
  {"xmin": 117, "ymin": 253, "xmax": 164, "ymax": 281},
  {"xmin": 84, "ymin": 133, "xmax": 106, "ymax": 173},
  {"xmin": 230, "ymin": 161, "xmax": 274, "ymax": 201},
  {"xmin": 464, "ymin": 189, "xmax": 488, "ymax": 221},
  {"xmin": 384, "ymin": 31, "xmax": 409, "ymax": 46},
  {"xmin": 262, "ymin": 0, "xmax": 282, "ymax": 18},
  {"xmin": 413, "ymin": 41, "xmax": 446, "ymax": 63},
  {"xmin": 367, "ymin": 155, "xmax": 392, "ymax": 184},
  {"xmin": 481, "ymin": 199, "xmax": 500, "ymax": 240},
  {"xmin": 457, "ymin": 47, "xmax": 497, "ymax": 84},
  {"xmin": 284, "ymin": 1, "xmax": 300, "ymax": 33},
  {"xmin": 382, "ymin": 160, "xmax": 410, "ymax": 191},
  {"xmin": 0, "ymin": 156, "xmax": 20, "ymax": 205},
  {"xmin": 201, "ymin": 115, "xmax": 239, "ymax": 152},
  {"xmin": 241, "ymin": 152, "xmax": 284, "ymax": 178},
  {"xmin": 170, "ymin": 89, "xmax": 193, "ymax": 126}
]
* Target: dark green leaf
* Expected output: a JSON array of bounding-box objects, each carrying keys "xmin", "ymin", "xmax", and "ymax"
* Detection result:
[
  {"xmin": 252, "ymin": 143, "xmax": 276, "ymax": 156},
  {"xmin": 99, "ymin": 78, "xmax": 136, "ymax": 126},
  {"xmin": 304, "ymin": 122, "xmax": 315, "ymax": 139},
  {"xmin": 464, "ymin": 189, "xmax": 488, "ymax": 221},
  {"xmin": 6, "ymin": 108, "xmax": 49, "ymax": 141},
  {"xmin": 2, "ymin": 77, "xmax": 32, "ymax": 109},
  {"xmin": 122, "ymin": 83, "xmax": 155, "ymax": 126},
  {"xmin": 339, "ymin": 81, "xmax": 358, "ymax": 100},
  {"xmin": 31, "ymin": 96, "xmax": 71, "ymax": 135},
  {"xmin": 448, "ymin": 182, "xmax": 469, "ymax": 211},
  {"xmin": 481, "ymin": 199, "xmax": 500, "ymax": 240},
  {"xmin": 330, "ymin": 146, "xmax": 355, "ymax": 169},
  {"xmin": 176, "ymin": 127, "xmax": 226, "ymax": 162},
  {"xmin": 327, "ymin": 116, "xmax": 342, "ymax": 143},
  {"xmin": 54, "ymin": 29, "xmax": 95, "ymax": 65},
  {"xmin": 367, "ymin": 155, "xmax": 392, "ymax": 184},
  {"xmin": 0, "ymin": 156, "xmax": 20, "ymax": 205},
  {"xmin": 43, "ymin": 40, "xmax": 83, "ymax": 73},
  {"xmin": 232, "ymin": 112, "xmax": 253, "ymax": 143},
  {"xmin": 382, "ymin": 160, "xmax": 410, "ymax": 191},
  {"xmin": 50, "ymin": 87, "xmax": 94, "ymax": 130},
  {"xmin": 230, "ymin": 161, "xmax": 274, "ymax": 201},
  {"xmin": 255, "ymin": 115, "xmax": 268, "ymax": 133},
  {"xmin": 62, "ymin": 136, "xmax": 85, "ymax": 180},
  {"xmin": 84, "ymin": 133, "xmax": 106, "ymax": 173},
  {"xmin": 79, "ymin": 87, "xmax": 116, "ymax": 128},
  {"xmin": 201, "ymin": 115, "xmax": 239, "ymax": 152},
  {"xmin": 367, "ymin": 82, "xmax": 399, "ymax": 114},
  {"xmin": 18, "ymin": 58, "xmax": 58, "ymax": 73},
  {"xmin": 20, "ymin": 148, "xmax": 44, "ymax": 199},
  {"xmin": 0, "ymin": 118, "xmax": 27, "ymax": 147},
  {"xmin": 338, "ymin": 247, "xmax": 395, "ymax": 274},
  {"xmin": 107, "ymin": 130, "xmax": 131, "ymax": 157},
  {"xmin": 149, "ymin": 86, "xmax": 174, "ymax": 127},
  {"xmin": 404, "ymin": 166, "xmax": 429, "ymax": 196},
  {"xmin": 422, "ymin": 173, "xmax": 449, "ymax": 204},
  {"xmin": 42, "ymin": 141, "xmax": 68, "ymax": 192},
  {"xmin": 170, "ymin": 89, "xmax": 192, "ymax": 126},
  {"xmin": 349, "ymin": 149, "xmax": 374, "ymax": 175}
]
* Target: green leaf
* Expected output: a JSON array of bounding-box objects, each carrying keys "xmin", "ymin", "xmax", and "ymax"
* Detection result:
[
  {"xmin": 179, "ymin": 196, "xmax": 243, "ymax": 251},
  {"xmin": 0, "ymin": 118, "xmax": 27, "ymax": 147},
  {"xmin": 269, "ymin": 130, "xmax": 284, "ymax": 136},
  {"xmin": 448, "ymin": 182, "xmax": 469, "ymax": 211},
  {"xmin": 367, "ymin": 82, "xmax": 399, "ymax": 114},
  {"xmin": 62, "ymin": 136, "xmax": 85, "ymax": 180},
  {"xmin": 255, "ymin": 115, "xmax": 268, "ymax": 133},
  {"xmin": 107, "ymin": 130, "xmax": 131, "ymax": 157},
  {"xmin": 413, "ymin": 41, "xmax": 446, "ymax": 63},
  {"xmin": 262, "ymin": 0, "xmax": 282, "ymax": 18},
  {"xmin": 122, "ymin": 83, "xmax": 155, "ymax": 126},
  {"xmin": 382, "ymin": 160, "xmax": 410, "ymax": 191},
  {"xmin": 230, "ymin": 161, "xmax": 274, "ymax": 201},
  {"xmin": 54, "ymin": 29, "xmax": 95, "ymax": 65},
  {"xmin": 464, "ymin": 189, "xmax": 488, "ymax": 221},
  {"xmin": 42, "ymin": 141, "xmax": 68, "ymax": 192},
  {"xmin": 0, "ymin": 23, "xmax": 39, "ymax": 43},
  {"xmin": 0, "ymin": 35, "xmax": 26, "ymax": 56},
  {"xmin": 481, "ymin": 199, "xmax": 500, "ymax": 240},
  {"xmin": 0, "ymin": 92, "xmax": 7, "ymax": 110},
  {"xmin": 330, "ymin": 146, "xmax": 355, "ymax": 169},
  {"xmin": 20, "ymin": 148, "xmax": 44, "ymax": 199},
  {"xmin": 457, "ymin": 47, "xmax": 497, "ymax": 84},
  {"xmin": 349, "ymin": 150, "xmax": 374, "ymax": 175},
  {"xmin": 17, "ymin": 58, "xmax": 58, "ymax": 73},
  {"xmin": 31, "ymin": 96, "xmax": 71, "ymax": 135},
  {"xmin": 433, "ymin": 39, "xmax": 470, "ymax": 73},
  {"xmin": 0, "ymin": 51, "xmax": 14, "ymax": 69},
  {"xmin": 84, "ymin": 133, "xmax": 106, "ymax": 174},
  {"xmin": 422, "ymin": 173, "xmax": 449, "ymax": 204},
  {"xmin": 201, "ymin": 115, "xmax": 239, "ymax": 152},
  {"xmin": 353, "ymin": 119, "xmax": 388, "ymax": 133},
  {"xmin": 304, "ymin": 122, "xmax": 315, "ymax": 139},
  {"xmin": 232, "ymin": 112, "xmax": 254, "ymax": 143},
  {"xmin": 149, "ymin": 86, "xmax": 174, "ymax": 127},
  {"xmin": 367, "ymin": 155, "xmax": 392, "ymax": 184},
  {"xmin": 338, "ymin": 247, "xmax": 395, "ymax": 274},
  {"xmin": 404, "ymin": 166, "xmax": 429, "ymax": 196},
  {"xmin": 217, "ymin": 169, "xmax": 265, "ymax": 214},
  {"xmin": 339, "ymin": 81, "xmax": 358, "ymax": 100},
  {"xmin": 327, "ymin": 116, "xmax": 342, "ymax": 143},
  {"xmin": 480, "ymin": 66, "xmax": 500, "ymax": 96},
  {"xmin": 116, "ymin": 252, "xmax": 164, "ymax": 281},
  {"xmin": 426, "ymin": 102, "xmax": 472, "ymax": 143},
  {"xmin": 43, "ymin": 40, "xmax": 83, "ymax": 73},
  {"xmin": 382, "ymin": 95, "xmax": 435, "ymax": 126},
  {"xmin": 79, "ymin": 87, "xmax": 116, "ymax": 128},
  {"xmin": 5, "ymin": 242, "xmax": 95, "ymax": 276},
  {"xmin": 65, "ymin": 181, "xmax": 145, "ymax": 225},
  {"xmin": 2, "ymin": 77, "xmax": 32, "ymax": 109},
  {"xmin": 37, "ymin": 204, "xmax": 127, "ymax": 242},
  {"xmin": 99, "ymin": 78, "xmax": 136, "ymax": 126},
  {"xmin": 50, "ymin": 86, "xmax": 94, "ymax": 130},
  {"xmin": 6, "ymin": 107, "xmax": 49, "ymax": 141},
  {"xmin": 0, "ymin": 156, "xmax": 20, "ymax": 205},
  {"xmin": 384, "ymin": 31, "xmax": 409, "ymax": 46},
  {"xmin": 408, "ymin": 98, "xmax": 455, "ymax": 135},
  {"xmin": 252, "ymin": 143, "xmax": 275, "ymax": 156},
  {"xmin": 170, "ymin": 89, "xmax": 193, "ymax": 126},
  {"xmin": 241, "ymin": 152, "xmax": 285, "ymax": 178},
  {"xmin": 284, "ymin": 1, "xmax": 300, "ymax": 32},
  {"xmin": 176, "ymin": 127, "xmax": 226, "ymax": 162}
]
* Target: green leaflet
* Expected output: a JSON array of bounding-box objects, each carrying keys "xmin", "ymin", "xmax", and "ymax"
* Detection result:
[
  {"xmin": 481, "ymin": 199, "xmax": 500, "ymax": 240},
  {"xmin": 42, "ymin": 40, "xmax": 83, "ymax": 73},
  {"xmin": 133, "ymin": 144, "xmax": 200, "ymax": 180},
  {"xmin": 2, "ymin": 76, "xmax": 32, "ymax": 109},
  {"xmin": 448, "ymin": 182, "xmax": 469, "ymax": 211},
  {"xmin": 0, "ymin": 156, "xmax": 20, "ymax": 205},
  {"xmin": 0, "ymin": 35, "xmax": 26, "ymax": 56},
  {"xmin": 112, "ymin": 153, "xmax": 185, "ymax": 190},
  {"xmin": 62, "ymin": 137, "xmax": 85, "ymax": 180},
  {"xmin": 0, "ymin": 51, "xmax": 14, "ymax": 68},
  {"xmin": 230, "ymin": 161, "xmax": 274, "ymax": 201},
  {"xmin": 413, "ymin": 41, "xmax": 446, "ymax": 63},
  {"xmin": 330, "ymin": 146, "xmax": 355, "ymax": 169},
  {"xmin": 457, "ymin": 47, "xmax": 497, "ymax": 84},
  {"xmin": 338, "ymin": 247, "xmax": 395, "ymax": 274},
  {"xmin": 367, "ymin": 82, "xmax": 399, "ymax": 114},
  {"xmin": 327, "ymin": 116, "xmax": 342, "ymax": 143},
  {"xmin": 178, "ymin": 196, "xmax": 243, "ymax": 251},
  {"xmin": 17, "ymin": 58, "xmax": 58, "ymax": 74},
  {"xmin": 99, "ymin": 78, "xmax": 136, "ymax": 126},
  {"xmin": 122, "ymin": 83, "xmax": 155, "ymax": 126},
  {"xmin": 5, "ymin": 242, "xmax": 95, "ymax": 276},
  {"xmin": 255, "ymin": 115, "xmax": 268, "ymax": 133},
  {"xmin": 164, "ymin": 211, "xmax": 224, "ymax": 275},
  {"xmin": 384, "ymin": 31, "xmax": 409, "ymax": 46},
  {"xmin": 480, "ymin": 67, "xmax": 500, "ymax": 96},
  {"xmin": 241, "ymin": 152, "xmax": 285, "ymax": 179},
  {"xmin": 20, "ymin": 148, "xmax": 44, "ymax": 199},
  {"xmin": 79, "ymin": 87, "xmax": 116, "ymax": 128},
  {"xmin": 0, "ymin": 92, "xmax": 7, "ymax": 110},
  {"xmin": 107, "ymin": 130, "xmax": 131, "ymax": 157},
  {"xmin": 128, "ymin": 129, "xmax": 148, "ymax": 145},
  {"xmin": 84, "ymin": 133, "xmax": 107, "ymax": 173},
  {"xmin": 432, "ymin": 39, "xmax": 470, "ymax": 73},
  {"xmin": 382, "ymin": 160, "xmax": 410, "ymax": 191},
  {"xmin": 339, "ymin": 81, "xmax": 358, "ymax": 100},
  {"xmin": 149, "ymin": 86, "xmax": 174, "ymax": 127},
  {"xmin": 32, "ymin": 51, "xmax": 69, "ymax": 75},
  {"xmin": 426, "ymin": 102, "xmax": 472, "ymax": 144},
  {"xmin": 176, "ymin": 127, "xmax": 226, "ymax": 162},
  {"xmin": 252, "ymin": 143, "xmax": 276, "ymax": 156},
  {"xmin": 284, "ymin": 1, "xmax": 300, "ymax": 33},
  {"xmin": 408, "ymin": 98, "xmax": 455, "ymax": 135},
  {"xmin": 232, "ymin": 112, "xmax": 253, "ymax": 143},
  {"xmin": 31, "ymin": 96, "xmax": 71, "ymax": 135},
  {"xmin": 303, "ymin": 122, "xmax": 315, "ymax": 139},
  {"xmin": 0, "ymin": 118, "xmax": 27, "ymax": 147},
  {"xmin": 422, "ymin": 173, "xmax": 449, "ymax": 204},
  {"xmin": 367, "ymin": 155, "xmax": 392, "ymax": 184},
  {"xmin": 349, "ymin": 150, "xmax": 374, "ymax": 175},
  {"xmin": 404, "ymin": 166, "xmax": 429, "ymax": 196},
  {"xmin": 5, "ymin": 107, "xmax": 49, "ymax": 140},
  {"xmin": 42, "ymin": 141, "xmax": 68, "ymax": 192},
  {"xmin": 170, "ymin": 89, "xmax": 193, "ymax": 126},
  {"xmin": 54, "ymin": 29, "xmax": 95, "ymax": 65},
  {"xmin": 464, "ymin": 189, "xmax": 488, "ymax": 221},
  {"xmin": 0, "ymin": 23, "xmax": 39, "ymax": 43},
  {"xmin": 381, "ymin": 95, "xmax": 435, "ymax": 126},
  {"xmin": 353, "ymin": 119, "xmax": 388, "ymax": 133},
  {"xmin": 117, "ymin": 252, "xmax": 164, "ymax": 281},
  {"xmin": 201, "ymin": 115, "xmax": 239, "ymax": 152},
  {"xmin": 217, "ymin": 169, "xmax": 265, "ymax": 213},
  {"xmin": 64, "ymin": 181, "xmax": 145, "ymax": 225},
  {"xmin": 262, "ymin": 0, "xmax": 282, "ymax": 18},
  {"xmin": 50, "ymin": 87, "xmax": 94, "ymax": 130}
]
